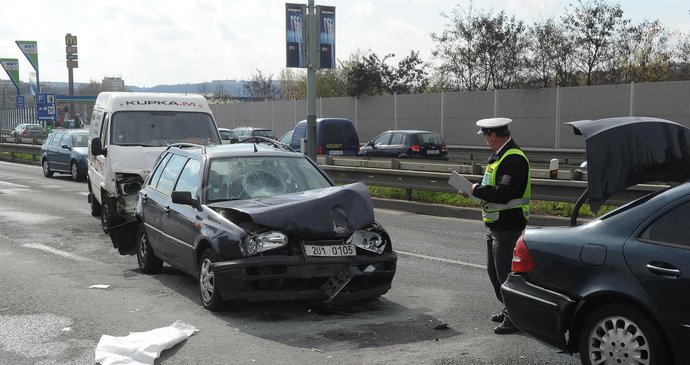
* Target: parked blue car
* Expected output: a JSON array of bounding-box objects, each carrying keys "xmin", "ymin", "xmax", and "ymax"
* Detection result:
[{"xmin": 41, "ymin": 129, "xmax": 89, "ymax": 181}]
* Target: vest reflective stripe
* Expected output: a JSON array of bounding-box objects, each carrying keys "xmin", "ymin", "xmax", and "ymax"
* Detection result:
[{"xmin": 481, "ymin": 148, "xmax": 531, "ymax": 223}]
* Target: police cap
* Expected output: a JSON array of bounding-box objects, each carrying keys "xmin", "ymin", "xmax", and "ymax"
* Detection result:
[{"xmin": 476, "ymin": 117, "xmax": 512, "ymax": 135}]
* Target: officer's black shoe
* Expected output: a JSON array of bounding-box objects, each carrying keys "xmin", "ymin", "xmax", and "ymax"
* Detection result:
[
  {"xmin": 490, "ymin": 312, "xmax": 505, "ymax": 323},
  {"xmin": 494, "ymin": 318, "xmax": 519, "ymax": 335}
]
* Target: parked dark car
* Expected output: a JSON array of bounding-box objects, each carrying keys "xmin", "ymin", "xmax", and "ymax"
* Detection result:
[
  {"xmin": 125, "ymin": 142, "xmax": 397, "ymax": 310},
  {"xmin": 11, "ymin": 123, "xmax": 47, "ymax": 142},
  {"xmin": 501, "ymin": 117, "xmax": 690, "ymax": 365},
  {"xmin": 289, "ymin": 118, "xmax": 360, "ymax": 156},
  {"xmin": 359, "ymin": 130, "xmax": 448, "ymax": 160},
  {"xmin": 41, "ymin": 129, "xmax": 89, "ymax": 181},
  {"xmin": 218, "ymin": 128, "xmax": 239, "ymax": 144},
  {"xmin": 232, "ymin": 126, "xmax": 275, "ymax": 140}
]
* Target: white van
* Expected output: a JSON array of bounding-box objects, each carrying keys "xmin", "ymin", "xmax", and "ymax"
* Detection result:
[{"xmin": 87, "ymin": 92, "xmax": 221, "ymax": 253}]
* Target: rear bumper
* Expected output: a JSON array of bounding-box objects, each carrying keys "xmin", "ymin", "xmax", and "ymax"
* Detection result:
[
  {"xmin": 211, "ymin": 252, "xmax": 397, "ymax": 304},
  {"xmin": 501, "ymin": 273, "xmax": 577, "ymax": 350}
]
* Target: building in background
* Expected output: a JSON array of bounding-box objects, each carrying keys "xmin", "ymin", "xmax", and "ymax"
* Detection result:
[{"xmin": 102, "ymin": 77, "xmax": 125, "ymax": 92}]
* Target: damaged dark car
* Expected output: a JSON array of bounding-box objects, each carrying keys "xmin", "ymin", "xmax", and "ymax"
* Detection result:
[
  {"xmin": 501, "ymin": 117, "xmax": 690, "ymax": 365},
  {"xmin": 126, "ymin": 142, "xmax": 397, "ymax": 310}
]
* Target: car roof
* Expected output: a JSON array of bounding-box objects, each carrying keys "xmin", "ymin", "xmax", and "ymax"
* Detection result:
[
  {"xmin": 166, "ymin": 142, "xmax": 299, "ymax": 159},
  {"xmin": 381, "ymin": 130, "xmax": 439, "ymax": 134},
  {"xmin": 233, "ymin": 126, "xmax": 272, "ymax": 130}
]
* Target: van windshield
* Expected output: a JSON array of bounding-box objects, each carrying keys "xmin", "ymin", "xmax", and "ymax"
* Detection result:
[{"xmin": 110, "ymin": 111, "xmax": 221, "ymax": 146}]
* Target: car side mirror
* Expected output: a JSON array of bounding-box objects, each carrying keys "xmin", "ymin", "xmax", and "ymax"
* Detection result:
[
  {"xmin": 171, "ymin": 191, "xmax": 201, "ymax": 211},
  {"xmin": 91, "ymin": 137, "xmax": 106, "ymax": 156},
  {"xmin": 61, "ymin": 144, "xmax": 71, "ymax": 150}
]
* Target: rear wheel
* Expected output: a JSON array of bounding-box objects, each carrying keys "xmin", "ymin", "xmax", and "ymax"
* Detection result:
[
  {"xmin": 199, "ymin": 249, "xmax": 224, "ymax": 311},
  {"xmin": 89, "ymin": 190, "xmax": 101, "ymax": 217},
  {"xmin": 579, "ymin": 303, "xmax": 667, "ymax": 365},
  {"xmin": 136, "ymin": 224, "xmax": 163, "ymax": 274},
  {"xmin": 42, "ymin": 159, "xmax": 53, "ymax": 177},
  {"xmin": 70, "ymin": 161, "xmax": 83, "ymax": 181}
]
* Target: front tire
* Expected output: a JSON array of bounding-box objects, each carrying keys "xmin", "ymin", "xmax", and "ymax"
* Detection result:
[
  {"xmin": 579, "ymin": 303, "xmax": 667, "ymax": 365},
  {"xmin": 199, "ymin": 249, "xmax": 224, "ymax": 311},
  {"xmin": 101, "ymin": 194, "xmax": 122, "ymax": 231},
  {"xmin": 42, "ymin": 159, "xmax": 53, "ymax": 177},
  {"xmin": 136, "ymin": 224, "xmax": 163, "ymax": 274}
]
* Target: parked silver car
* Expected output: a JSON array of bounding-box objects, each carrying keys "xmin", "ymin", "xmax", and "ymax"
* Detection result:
[{"xmin": 10, "ymin": 123, "xmax": 47, "ymax": 143}]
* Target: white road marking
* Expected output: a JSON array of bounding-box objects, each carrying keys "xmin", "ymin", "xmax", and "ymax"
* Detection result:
[
  {"xmin": 0, "ymin": 180, "xmax": 29, "ymax": 188},
  {"xmin": 22, "ymin": 243, "xmax": 100, "ymax": 264},
  {"xmin": 397, "ymin": 249, "xmax": 487, "ymax": 270}
]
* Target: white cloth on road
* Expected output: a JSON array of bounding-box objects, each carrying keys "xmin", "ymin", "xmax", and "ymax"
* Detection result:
[{"xmin": 95, "ymin": 320, "xmax": 197, "ymax": 365}]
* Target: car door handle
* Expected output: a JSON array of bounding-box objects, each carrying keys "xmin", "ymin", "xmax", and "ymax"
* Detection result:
[
  {"xmin": 164, "ymin": 205, "xmax": 170, "ymax": 216},
  {"xmin": 646, "ymin": 263, "xmax": 681, "ymax": 278}
]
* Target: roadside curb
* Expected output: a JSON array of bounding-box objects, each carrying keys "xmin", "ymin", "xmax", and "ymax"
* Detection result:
[{"xmin": 372, "ymin": 197, "xmax": 576, "ymax": 227}]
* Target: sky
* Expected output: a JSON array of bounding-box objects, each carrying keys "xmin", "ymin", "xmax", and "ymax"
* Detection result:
[{"xmin": 1, "ymin": 0, "xmax": 688, "ymax": 88}]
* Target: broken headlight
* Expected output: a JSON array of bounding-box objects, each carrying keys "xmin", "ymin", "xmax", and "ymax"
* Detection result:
[
  {"xmin": 347, "ymin": 230, "xmax": 386, "ymax": 254},
  {"xmin": 116, "ymin": 173, "xmax": 144, "ymax": 196},
  {"xmin": 240, "ymin": 231, "xmax": 288, "ymax": 256}
]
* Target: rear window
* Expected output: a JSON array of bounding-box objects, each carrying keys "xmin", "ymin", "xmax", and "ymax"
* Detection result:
[
  {"xmin": 27, "ymin": 125, "xmax": 44, "ymax": 130},
  {"xmin": 323, "ymin": 122, "xmax": 358, "ymax": 145},
  {"xmin": 252, "ymin": 130, "xmax": 273, "ymax": 137},
  {"xmin": 416, "ymin": 133, "xmax": 443, "ymax": 144}
]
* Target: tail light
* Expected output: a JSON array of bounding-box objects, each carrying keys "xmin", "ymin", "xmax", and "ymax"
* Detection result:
[
  {"xmin": 410, "ymin": 144, "xmax": 421, "ymax": 152},
  {"xmin": 316, "ymin": 145, "xmax": 324, "ymax": 155},
  {"xmin": 511, "ymin": 234, "xmax": 533, "ymax": 273},
  {"xmin": 442, "ymin": 144, "xmax": 448, "ymax": 152},
  {"xmin": 22, "ymin": 130, "xmax": 28, "ymax": 136}
]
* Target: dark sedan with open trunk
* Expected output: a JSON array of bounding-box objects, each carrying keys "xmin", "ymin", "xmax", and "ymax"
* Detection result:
[{"xmin": 501, "ymin": 117, "xmax": 690, "ymax": 365}]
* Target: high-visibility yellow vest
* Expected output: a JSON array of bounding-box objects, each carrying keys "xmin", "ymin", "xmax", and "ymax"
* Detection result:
[{"xmin": 480, "ymin": 148, "xmax": 531, "ymax": 223}]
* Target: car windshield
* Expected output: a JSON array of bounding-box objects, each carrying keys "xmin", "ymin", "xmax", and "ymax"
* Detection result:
[
  {"xmin": 110, "ymin": 111, "xmax": 221, "ymax": 146},
  {"xmin": 72, "ymin": 132, "xmax": 89, "ymax": 147},
  {"xmin": 206, "ymin": 156, "xmax": 332, "ymax": 202},
  {"xmin": 219, "ymin": 130, "xmax": 236, "ymax": 140}
]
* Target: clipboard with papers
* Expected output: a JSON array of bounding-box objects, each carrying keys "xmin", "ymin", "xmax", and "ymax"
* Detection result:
[{"xmin": 448, "ymin": 170, "xmax": 482, "ymax": 203}]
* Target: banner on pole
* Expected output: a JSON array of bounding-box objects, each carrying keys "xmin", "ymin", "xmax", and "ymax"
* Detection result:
[
  {"xmin": 286, "ymin": 3, "xmax": 307, "ymax": 68},
  {"xmin": 0, "ymin": 58, "xmax": 20, "ymax": 90},
  {"xmin": 15, "ymin": 40, "xmax": 39, "ymax": 72},
  {"xmin": 317, "ymin": 6, "xmax": 336, "ymax": 69}
]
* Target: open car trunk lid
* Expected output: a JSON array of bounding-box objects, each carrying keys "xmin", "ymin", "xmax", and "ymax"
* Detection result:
[{"xmin": 566, "ymin": 117, "xmax": 690, "ymax": 213}]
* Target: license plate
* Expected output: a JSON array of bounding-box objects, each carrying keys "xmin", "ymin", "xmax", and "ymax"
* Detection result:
[
  {"xmin": 304, "ymin": 244, "xmax": 355, "ymax": 257},
  {"xmin": 329, "ymin": 150, "xmax": 344, "ymax": 155},
  {"xmin": 427, "ymin": 150, "xmax": 440, "ymax": 154}
]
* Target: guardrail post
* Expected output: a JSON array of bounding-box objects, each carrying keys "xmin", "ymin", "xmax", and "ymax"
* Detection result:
[
  {"xmin": 392, "ymin": 159, "xmax": 400, "ymax": 169},
  {"xmin": 405, "ymin": 189, "xmax": 412, "ymax": 201},
  {"xmin": 472, "ymin": 163, "xmax": 482, "ymax": 175}
]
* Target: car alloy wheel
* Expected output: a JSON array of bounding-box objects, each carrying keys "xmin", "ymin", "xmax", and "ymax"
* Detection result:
[
  {"xmin": 580, "ymin": 304, "xmax": 666, "ymax": 365},
  {"xmin": 136, "ymin": 224, "xmax": 163, "ymax": 274},
  {"xmin": 70, "ymin": 162, "xmax": 80, "ymax": 181},
  {"xmin": 199, "ymin": 249, "xmax": 223, "ymax": 311},
  {"xmin": 42, "ymin": 159, "xmax": 53, "ymax": 177}
]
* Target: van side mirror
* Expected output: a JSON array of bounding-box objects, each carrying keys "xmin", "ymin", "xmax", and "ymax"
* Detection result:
[
  {"xmin": 91, "ymin": 137, "xmax": 106, "ymax": 156},
  {"xmin": 171, "ymin": 191, "xmax": 201, "ymax": 211}
]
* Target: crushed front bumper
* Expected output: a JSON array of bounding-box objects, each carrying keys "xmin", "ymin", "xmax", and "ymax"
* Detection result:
[
  {"xmin": 211, "ymin": 252, "xmax": 397, "ymax": 304},
  {"xmin": 501, "ymin": 273, "xmax": 577, "ymax": 350}
]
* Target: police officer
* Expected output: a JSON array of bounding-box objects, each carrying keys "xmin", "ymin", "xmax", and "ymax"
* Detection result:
[{"xmin": 464, "ymin": 117, "xmax": 531, "ymax": 335}]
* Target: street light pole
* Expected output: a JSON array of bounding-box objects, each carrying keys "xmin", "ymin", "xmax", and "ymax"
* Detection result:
[{"xmin": 306, "ymin": 0, "xmax": 318, "ymax": 161}]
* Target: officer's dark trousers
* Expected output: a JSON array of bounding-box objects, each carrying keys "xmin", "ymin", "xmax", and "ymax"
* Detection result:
[{"xmin": 486, "ymin": 229, "xmax": 522, "ymax": 303}]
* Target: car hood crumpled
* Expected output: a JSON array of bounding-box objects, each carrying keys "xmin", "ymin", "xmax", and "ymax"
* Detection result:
[
  {"xmin": 567, "ymin": 116, "xmax": 690, "ymax": 213},
  {"xmin": 207, "ymin": 182, "xmax": 375, "ymax": 239}
]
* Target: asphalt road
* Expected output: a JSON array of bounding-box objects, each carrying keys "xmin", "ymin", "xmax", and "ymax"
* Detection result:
[{"xmin": 0, "ymin": 161, "xmax": 581, "ymax": 365}]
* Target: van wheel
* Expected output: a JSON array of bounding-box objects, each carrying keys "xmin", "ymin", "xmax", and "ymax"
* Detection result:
[
  {"xmin": 42, "ymin": 159, "xmax": 53, "ymax": 177},
  {"xmin": 88, "ymin": 182, "xmax": 102, "ymax": 217},
  {"xmin": 101, "ymin": 194, "xmax": 122, "ymax": 231}
]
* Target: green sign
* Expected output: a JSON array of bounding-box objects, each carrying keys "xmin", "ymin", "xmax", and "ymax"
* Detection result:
[
  {"xmin": 15, "ymin": 40, "xmax": 39, "ymax": 72},
  {"xmin": 0, "ymin": 58, "xmax": 20, "ymax": 90}
]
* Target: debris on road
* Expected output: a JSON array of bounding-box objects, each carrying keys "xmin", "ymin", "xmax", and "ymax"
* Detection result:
[
  {"xmin": 89, "ymin": 284, "xmax": 111, "ymax": 289},
  {"xmin": 95, "ymin": 320, "xmax": 197, "ymax": 365}
]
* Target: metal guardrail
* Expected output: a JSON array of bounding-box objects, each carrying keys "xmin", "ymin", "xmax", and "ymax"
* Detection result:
[
  {"xmin": 448, "ymin": 145, "xmax": 586, "ymax": 166},
  {"xmin": 0, "ymin": 143, "xmax": 661, "ymax": 205}
]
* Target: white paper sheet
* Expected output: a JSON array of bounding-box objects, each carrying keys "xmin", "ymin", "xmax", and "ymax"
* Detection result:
[
  {"xmin": 448, "ymin": 171, "xmax": 482, "ymax": 203},
  {"xmin": 95, "ymin": 320, "xmax": 197, "ymax": 365}
]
